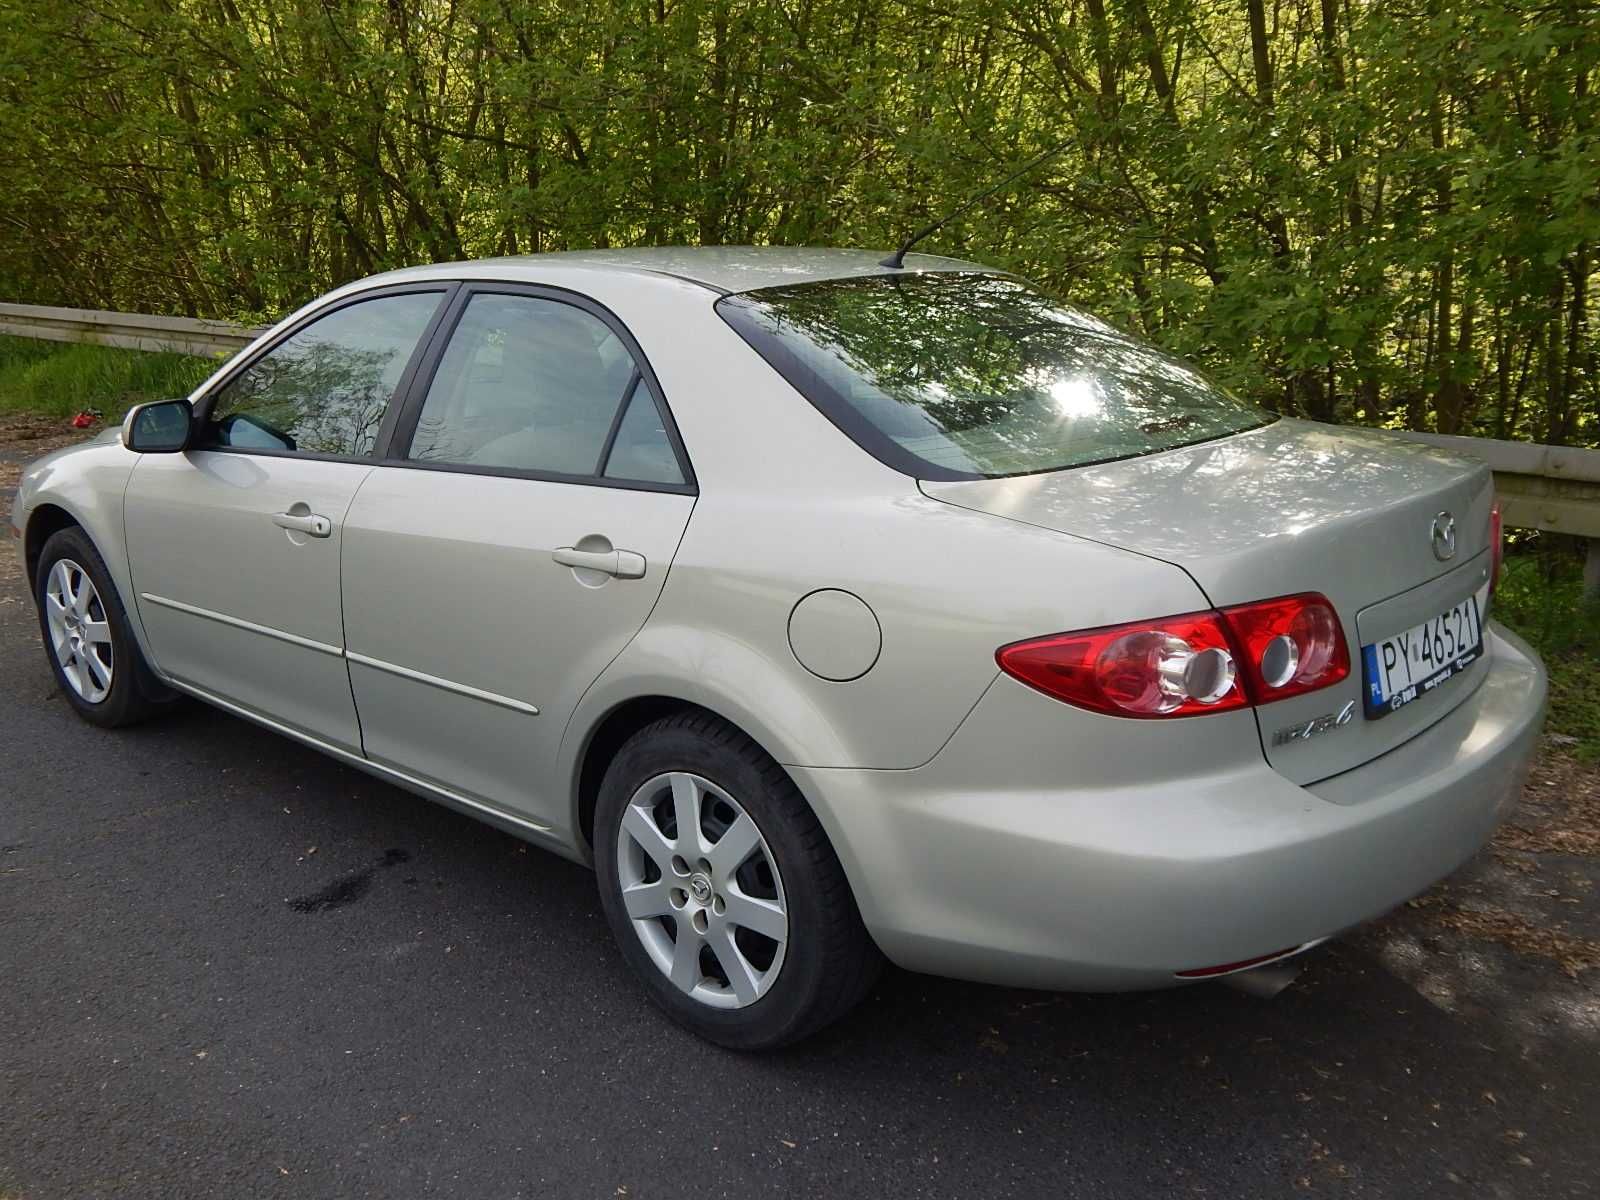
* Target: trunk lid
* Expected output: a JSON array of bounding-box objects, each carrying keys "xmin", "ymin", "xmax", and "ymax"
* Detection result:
[{"xmin": 922, "ymin": 418, "xmax": 1497, "ymax": 785}]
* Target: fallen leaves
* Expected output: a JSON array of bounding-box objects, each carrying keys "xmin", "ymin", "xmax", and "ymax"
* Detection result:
[
  {"xmin": 1430, "ymin": 904, "xmax": 1600, "ymax": 979},
  {"xmin": 1495, "ymin": 749, "xmax": 1600, "ymax": 859},
  {"xmin": 1397, "ymin": 743, "xmax": 1600, "ymax": 979}
]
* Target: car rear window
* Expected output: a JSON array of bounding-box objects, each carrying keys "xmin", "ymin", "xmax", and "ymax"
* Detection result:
[{"xmin": 716, "ymin": 272, "xmax": 1273, "ymax": 481}]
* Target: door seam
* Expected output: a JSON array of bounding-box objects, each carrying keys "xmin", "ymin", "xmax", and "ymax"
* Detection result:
[{"xmin": 338, "ymin": 465, "xmax": 379, "ymax": 756}]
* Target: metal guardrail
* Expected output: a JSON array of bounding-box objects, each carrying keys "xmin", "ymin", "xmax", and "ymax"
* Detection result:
[
  {"xmin": 1388, "ymin": 431, "xmax": 1600, "ymax": 540},
  {"xmin": 3, "ymin": 301, "xmax": 1597, "ymax": 592},
  {"xmin": 0, "ymin": 302, "xmax": 265, "ymax": 357},
  {"xmin": 1390, "ymin": 431, "xmax": 1600, "ymax": 596}
]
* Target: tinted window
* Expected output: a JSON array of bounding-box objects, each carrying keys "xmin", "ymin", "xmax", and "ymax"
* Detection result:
[
  {"xmin": 603, "ymin": 383, "xmax": 685, "ymax": 485},
  {"xmin": 717, "ymin": 273, "xmax": 1272, "ymax": 480},
  {"xmin": 208, "ymin": 292, "xmax": 441, "ymax": 456},
  {"xmin": 409, "ymin": 294, "xmax": 637, "ymax": 476}
]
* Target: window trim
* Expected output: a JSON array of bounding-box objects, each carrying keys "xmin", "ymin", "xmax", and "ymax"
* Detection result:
[
  {"xmin": 190, "ymin": 282, "xmax": 459, "ymax": 464},
  {"xmin": 383, "ymin": 282, "xmax": 697, "ymax": 496},
  {"xmin": 593, "ymin": 371, "xmax": 644, "ymax": 475}
]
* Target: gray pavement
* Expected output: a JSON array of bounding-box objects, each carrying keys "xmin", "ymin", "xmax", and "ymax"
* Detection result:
[{"xmin": 2, "ymin": 444, "xmax": 1597, "ymax": 1199}]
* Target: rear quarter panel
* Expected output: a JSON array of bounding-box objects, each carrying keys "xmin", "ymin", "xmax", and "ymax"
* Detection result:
[{"xmin": 555, "ymin": 286, "xmax": 1218, "ymax": 799}]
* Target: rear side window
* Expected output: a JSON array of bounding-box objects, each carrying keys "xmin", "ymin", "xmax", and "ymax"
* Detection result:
[
  {"xmin": 604, "ymin": 385, "xmax": 686, "ymax": 486},
  {"xmin": 407, "ymin": 292, "xmax": 682, "ymax": 485},
  {"xmin": 716, "ymin": 273, "xmax": 1272, "ymax": 481},
  {"xmin": 207, "ymin": 291, "xmax": 442, "ymax": 456}
]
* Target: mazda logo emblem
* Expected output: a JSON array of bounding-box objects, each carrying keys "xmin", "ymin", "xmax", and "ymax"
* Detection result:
[{"xmin": 1430, "ymin": 511, "xmax": 1457, "ymax": 561}]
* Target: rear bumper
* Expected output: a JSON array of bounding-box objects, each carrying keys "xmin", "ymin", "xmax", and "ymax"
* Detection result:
[{"xmin": 791, "ymin": 624, "xmax": 1546, "ymax": 991}]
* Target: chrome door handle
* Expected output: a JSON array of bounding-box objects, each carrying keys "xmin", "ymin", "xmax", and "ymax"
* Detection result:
[
  {"xmin": 553, "ymin": 546, "xmax": 646, "ymax": 579},
  {"xmin": 273, "ymin": 511, "xmax": 333, "ymax": 538}
]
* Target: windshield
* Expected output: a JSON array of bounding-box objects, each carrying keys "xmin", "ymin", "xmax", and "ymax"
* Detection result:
[{"xmin": 716, "ymin": 273, "xmax": 1273, "ymax": 481}]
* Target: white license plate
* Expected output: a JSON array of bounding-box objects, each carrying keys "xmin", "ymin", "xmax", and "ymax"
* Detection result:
[{"xmin": 1361, "ymin": 589, "xmax": 1486, "ymax": 719}]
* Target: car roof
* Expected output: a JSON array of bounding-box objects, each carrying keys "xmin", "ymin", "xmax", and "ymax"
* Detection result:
[{"xmin": 371, "ymin": 246, "xmax": 994, "ymax": 295}]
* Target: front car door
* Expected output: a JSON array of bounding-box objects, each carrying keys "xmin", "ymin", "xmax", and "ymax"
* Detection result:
[
  {"xmin": 339, "ymin": 285, "xmax": 696, "ymax": 839},
  {"xmin": 123, "ymin": 287, "xmax": 450, "ymax": 752}
]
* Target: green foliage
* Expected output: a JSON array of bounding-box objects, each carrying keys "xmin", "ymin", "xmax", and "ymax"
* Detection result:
[
  {"xmin": 0, "ymin": 337, "xmax": 214, "ymax": 423},
  {"xmin": 0, "ymin": 0, "xmax": 1593, "ymax": 447},
  {"xmin": 1493, "ymin": 540, "xmax": 1600, "ymax": 759}
]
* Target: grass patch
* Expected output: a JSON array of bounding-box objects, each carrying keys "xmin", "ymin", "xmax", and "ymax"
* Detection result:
[
  {"xmin": 0, "ymin": 335, "xmax": 218, "ymax": 425},
  {"xmin": 1493, "ymin": 536, "xmax": 1600, "ymax": 761}
]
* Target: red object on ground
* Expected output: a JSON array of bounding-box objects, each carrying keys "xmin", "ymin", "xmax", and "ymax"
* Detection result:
[{"xmin": 70, "ymin": 412, "xmax": 97, "ymax": 429}]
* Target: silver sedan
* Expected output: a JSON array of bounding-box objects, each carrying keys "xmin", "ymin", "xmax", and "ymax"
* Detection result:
[{"xmin": 9, "ymin": 248, "xmax": 1547, "ymax": 1048}]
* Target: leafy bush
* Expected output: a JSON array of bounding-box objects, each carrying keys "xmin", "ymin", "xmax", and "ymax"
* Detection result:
[{"xmin": 1494, "ymin": 536, "xmax": 1600, "ymax": 760}]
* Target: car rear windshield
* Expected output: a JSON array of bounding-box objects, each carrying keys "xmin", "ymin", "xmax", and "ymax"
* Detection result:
[{"xmin": 716, "ymin": 272, "xmax": 1273, "ymax": 481}]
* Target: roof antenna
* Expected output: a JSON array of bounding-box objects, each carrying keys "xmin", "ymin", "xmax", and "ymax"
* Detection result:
[{"xmin": 880, "ymin": 138, "xmax": 1073, "ymax": 269}]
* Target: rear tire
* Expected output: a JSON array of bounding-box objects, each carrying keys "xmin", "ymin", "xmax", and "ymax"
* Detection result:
[
  {"xmin": 594, "ymin": 711, "xmax": 882, "ymax": 1050},
  {"xmin": 34, "ymin": 526, "xmax": 172, "ymax": 727}
]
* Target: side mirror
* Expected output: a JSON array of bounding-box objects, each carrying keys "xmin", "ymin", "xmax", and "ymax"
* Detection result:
[
  {"xmin": 122, "ymin": 398, "xmax": 194, "ymax": 453},
  {"xmin": 215, "ymin": 411, "xmax": 297, "ymax": 452}
]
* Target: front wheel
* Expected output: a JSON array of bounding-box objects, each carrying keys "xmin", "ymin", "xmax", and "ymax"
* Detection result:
[
  {"xmin": 34, "ymin": 526, "xmax": 171, "ymax": 727},
  {"xmin": 594, "ymin": 712, "xmax": 882, "ymax": 1050}
]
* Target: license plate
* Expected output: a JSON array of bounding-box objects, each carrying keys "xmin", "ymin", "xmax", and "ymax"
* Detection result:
[{"xmin": 1361, "ymin": 590, "xmax": 1485, "ymax": 719}]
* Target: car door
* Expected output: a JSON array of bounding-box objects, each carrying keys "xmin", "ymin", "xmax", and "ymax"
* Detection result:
[
  {"xmin": 123, "ymin": 286, "xmax": 451, "ymax": 752},
  {"xmin": 339, "ymin": 285, "xmax": 696, "ymax": 839}
]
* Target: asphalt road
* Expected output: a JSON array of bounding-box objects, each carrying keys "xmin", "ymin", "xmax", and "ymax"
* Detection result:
[{"xmin": 3, "ymin": 447, "xmax": 1597, "ymax": 1198}]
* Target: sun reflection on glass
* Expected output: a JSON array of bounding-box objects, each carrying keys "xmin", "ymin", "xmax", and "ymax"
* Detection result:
[{"xmin": 1050, "ymin": 375, "xmax": 1102, "ymax": 420}]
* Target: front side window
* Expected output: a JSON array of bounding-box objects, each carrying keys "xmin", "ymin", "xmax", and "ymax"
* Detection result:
[
  {"xmin": 206, "ymin": 291, "xmax": 442, "ymax": 456},
  {"xmin": 407, "ymin": 292, "xmax": 682, "ymax": 485},
  {"xmin": 716, "ymin": 273, "xmax": 1272, "ymax": 480}
]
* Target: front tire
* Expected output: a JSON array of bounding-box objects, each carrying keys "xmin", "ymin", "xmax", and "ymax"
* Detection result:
[
  {"xmin": 34, "ymin": 526, "xmax": 169, "ymax": 727},
  {"xmin": 594, "ymin": 711, "xmax": 882, "ymax": 1050}
]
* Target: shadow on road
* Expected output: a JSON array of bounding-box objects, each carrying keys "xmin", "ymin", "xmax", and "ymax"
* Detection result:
[{"xmin": 1, "ymin": 459, "xmax": 1596, "ymax": 1195}]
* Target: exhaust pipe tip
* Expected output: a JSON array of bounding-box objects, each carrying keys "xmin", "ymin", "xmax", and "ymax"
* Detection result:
[{"xmin": 1217, "ymin": 960, "xmax": 1301, "ymax": 999}]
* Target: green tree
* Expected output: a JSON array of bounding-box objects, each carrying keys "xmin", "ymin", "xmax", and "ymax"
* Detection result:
[{"xmin": 0, "ymin": 0, "xmax": 1594, "ymax": 445}]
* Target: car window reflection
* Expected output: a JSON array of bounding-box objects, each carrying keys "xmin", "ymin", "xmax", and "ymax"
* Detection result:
[{"xmin": 208, "ymin": 292, "xmax": 440, "ymax": 456}]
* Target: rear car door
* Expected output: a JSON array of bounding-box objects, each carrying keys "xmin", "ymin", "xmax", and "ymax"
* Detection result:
[
  {"xmin": 123, "ymin": 287, "xmax": 450, "ymax": 751},
  {"xmin": 339, "ymin": 285, "xmax": 696, "ymax": 838}
]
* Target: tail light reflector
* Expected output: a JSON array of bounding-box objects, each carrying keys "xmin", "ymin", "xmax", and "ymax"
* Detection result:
[
  {"xmin": 1175, "ymin": 947, "xmax": 1299, "ymax": 978},
  {"xmin": 997, "ymin": 593, "xmax": 1350, "ymax": 718}
]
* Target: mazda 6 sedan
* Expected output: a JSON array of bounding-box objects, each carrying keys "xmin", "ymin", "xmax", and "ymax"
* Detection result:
[{"xmin": 10, "ymin": 247, "xmax": 1547, "ymax": 1048}]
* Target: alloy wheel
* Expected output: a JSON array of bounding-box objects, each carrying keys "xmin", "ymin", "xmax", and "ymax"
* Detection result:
[
  {"xmin": 44, "ymin": 558, "xmax": 114, "ymax": 704},
  {"xmin": 615, "ymin": 771, "xmax": 789, "ymax": 1008}
]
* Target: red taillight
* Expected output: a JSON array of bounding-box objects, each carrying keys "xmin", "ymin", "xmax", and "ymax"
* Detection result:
[
  {"xmin": 1220, "ymin": 593, "xmax": 1350, "ymax": 704},
  {"xmin": 997, "ymin": 593, "xmax": 1350, "ymax": 718},
  {"xmin": 1489, "ymin": 499, "xmax": 1504, "ymax": 597},
  {"xmin": 996, "ymin": 610, "xmax": 1246, "ymax": 718}
]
